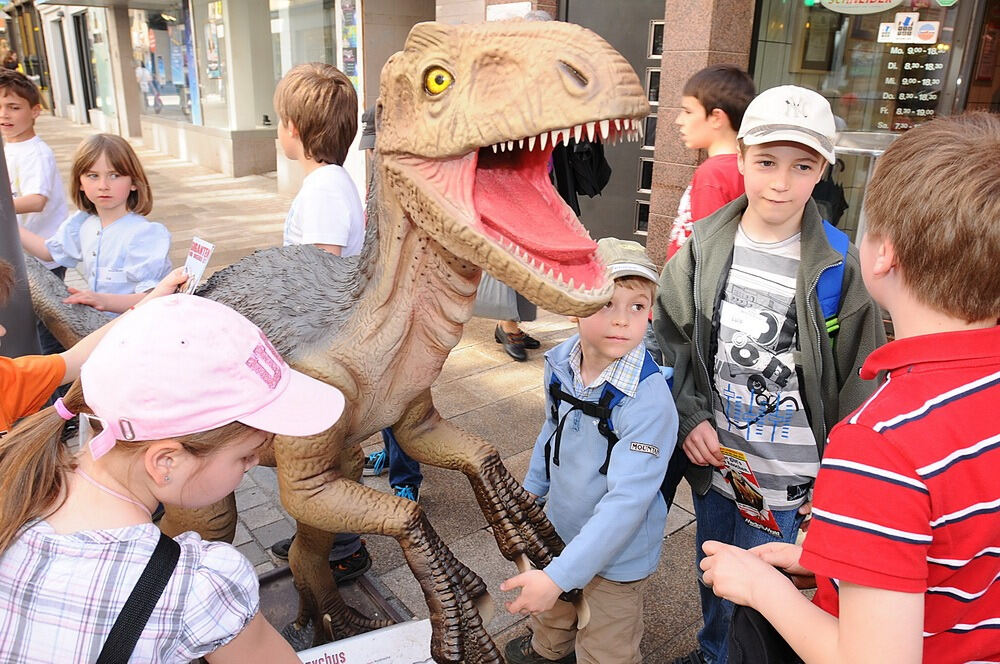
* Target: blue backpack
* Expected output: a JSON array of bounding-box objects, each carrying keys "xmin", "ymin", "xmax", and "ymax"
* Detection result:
[{"xmin": 542, "ymin": 220, "xmax": 849, "ymax": 487}]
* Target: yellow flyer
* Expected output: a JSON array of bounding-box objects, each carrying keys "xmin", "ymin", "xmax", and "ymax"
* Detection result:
[{"xmin": 720, "ymin": 446, "xmax": 782, "ymax": 538}]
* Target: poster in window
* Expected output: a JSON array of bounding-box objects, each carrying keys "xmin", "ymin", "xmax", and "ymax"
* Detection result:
[{"xmin": 793, "ymin": 9, "xmax": 841, "ymax": 72}]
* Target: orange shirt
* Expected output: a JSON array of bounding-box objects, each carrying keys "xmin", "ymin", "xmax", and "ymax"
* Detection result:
[{"xmin": 0, "ymin": 354, "xmax": 65, "ymax": 435}]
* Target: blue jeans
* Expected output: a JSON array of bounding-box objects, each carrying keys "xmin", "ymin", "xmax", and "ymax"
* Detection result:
[
  {"xmin": 382, "ymin": 428, "xmax": 422, "ymax": 488},
  {"xmin": 693, "ymin": 487, "xmax": 805, "ymax": 664}
]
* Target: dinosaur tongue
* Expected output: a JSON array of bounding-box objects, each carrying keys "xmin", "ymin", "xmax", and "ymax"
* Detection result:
[{"xmin": 473, "ymin": 147, "xmax": 596, "ymax": 264}]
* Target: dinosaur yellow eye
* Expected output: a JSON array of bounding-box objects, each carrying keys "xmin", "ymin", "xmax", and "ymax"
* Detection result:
[{"xmin": 424, "ymin": 67, "xmax": 454, "ymax": 95}]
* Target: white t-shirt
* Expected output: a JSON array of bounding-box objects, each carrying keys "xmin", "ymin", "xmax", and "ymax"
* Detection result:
[
  {"xmin": 5, "ymin": 135, "xmax": 68, "ymax": 269},
  {"xmin": 283, "ymin": 164, "xmax": 364, "ymax": 256}
]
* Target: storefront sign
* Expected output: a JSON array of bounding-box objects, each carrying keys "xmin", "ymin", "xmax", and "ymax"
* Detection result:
[{"xmin": 820, "ymin": 0, "xmax": 903, "ymax": 15}]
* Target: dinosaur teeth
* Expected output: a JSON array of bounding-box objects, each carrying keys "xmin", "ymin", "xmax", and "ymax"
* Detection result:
[
  {"xmin": 599, "ymin": 119, "xmax": 609, "ymax": 140},
  {"xmin": 507, "ymin": 141, "xmax": 514, "ymax": 151},
  {"xmin": 518, "ymin": 138, "xmax": 524, "ymax": 149},
  {"xmin": 562, "ymin": 129, "xmax": 570, "ymax": 146},
  {"xmin": 528, "ymin": 135, "xmax": 535, "ymax": 151},
  {"xmin": 539, "ymin": 131, "xmax": 548, "ymax": 149},
  {"xmin": 614, "ymin": 118, "xmax": 622, "ymax": 131},
  {"xmin": 586, "ymin": 121, "xmax": 596, "ymax": 141},
  {"xmin": 637, "ymin": 121, "xmax": 645, "ymax": 140},
  {"xmin": 492, "ymin": 144, "xmax": 498, "ymax": 153},
  {"xmin": 567, "ymin": 277, "xmax": 576, "ymax": 289},
  {"xmin": 573, "ymin": 124, "xmax": 582, "ymax": 143}
]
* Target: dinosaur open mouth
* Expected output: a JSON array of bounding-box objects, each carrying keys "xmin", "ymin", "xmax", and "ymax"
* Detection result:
[
  {"xmin": 471, "ymin": 119, "xmax": 642, "ymax": 291},
  {"xmin": 386, "ymin": 116, "xmax": 643, "ymax": 308}
]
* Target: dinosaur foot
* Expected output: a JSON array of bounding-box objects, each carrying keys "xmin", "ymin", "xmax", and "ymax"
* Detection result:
[
  {"xmin": 323, "ymin": 608, "xmax": 393, "ymax": 641},
  {"xmin": 403, "ymin": 512, "xmax": 501, "ymax": 664},
  {"xmin": 279, "ymin": 618, "xmax": 315, "ymax": 652},
  {"xmin": 471, "ymin": 452, "xmax": 564, "ymax": 571}
]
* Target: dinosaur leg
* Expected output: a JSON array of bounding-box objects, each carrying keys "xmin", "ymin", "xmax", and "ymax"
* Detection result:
[
  {"xmin": 286, "ymin": 519, "xmax": 391, "ymax": 645},
  {"xmin": 279, "ymin": 465, "xmax": 499, "ymax": 663},
  {"xmin": 158, "ymin": 492, "xmax": 237, "ymax": 542},
  {"xmin": 392, "ymin": 389, "xmax": 565, "ymax": 571}
]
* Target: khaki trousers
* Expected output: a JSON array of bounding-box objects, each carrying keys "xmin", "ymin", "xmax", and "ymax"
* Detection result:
[{"xmin": 530, "ymin": 575, "xmax": 648, "ymax": 664}]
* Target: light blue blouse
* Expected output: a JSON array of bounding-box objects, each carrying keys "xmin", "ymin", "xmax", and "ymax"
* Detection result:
[{"xmin": 46, "ymin": 212, "xmax": 172, "ymax": 296}]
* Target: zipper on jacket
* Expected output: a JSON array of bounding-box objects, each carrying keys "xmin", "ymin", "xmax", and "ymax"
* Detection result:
[
  {"xmin": 806, "ymin": 258, "xmax": 842, "ymax": 446},
  {"xmin": 691, "ymin": 236, "xmax": 713, "ymax": 407}
]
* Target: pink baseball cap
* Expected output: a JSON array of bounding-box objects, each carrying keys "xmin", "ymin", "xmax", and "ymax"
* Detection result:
[{"xmin": 80, "ymin": 294, "xmax": 346, "ymax": 459}]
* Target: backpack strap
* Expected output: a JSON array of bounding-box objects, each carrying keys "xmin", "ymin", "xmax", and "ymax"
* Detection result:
[
  {"xmin": 545, "ymin": 351, "xmax": 662, "ymax": 478},
  {"xmin": 817, "ymin": 220, "xmax": 849, "ymax": 337},
  {"xmin": 96, "ymin": 531, "xmax": 181, "ymax": 664}
]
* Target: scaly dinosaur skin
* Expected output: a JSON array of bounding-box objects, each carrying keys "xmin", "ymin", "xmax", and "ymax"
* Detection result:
[{"xmin": 27, "ymin": 20, "xmax": 648, "ymax": 663}]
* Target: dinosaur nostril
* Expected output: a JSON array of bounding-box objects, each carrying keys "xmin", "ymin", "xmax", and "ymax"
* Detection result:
[{"xmin": 559, "ymin": 61, "xmax": 589, "ymax": 88}]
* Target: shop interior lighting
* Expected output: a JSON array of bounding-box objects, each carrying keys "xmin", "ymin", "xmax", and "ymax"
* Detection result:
[{"xmin": 161, "ymin": 13, "xmax": 178, "ymax": 22}]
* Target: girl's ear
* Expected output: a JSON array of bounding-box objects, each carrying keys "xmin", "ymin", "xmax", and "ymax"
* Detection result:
[{"xmin": 144, "ymin": 440, "xmax": 184, "ymax": 486}]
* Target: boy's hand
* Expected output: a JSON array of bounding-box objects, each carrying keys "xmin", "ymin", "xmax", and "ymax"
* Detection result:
[
  {"xmin": 501, "ymin": 569, "xmax": 562, "ymax": 616},
  {"xmin": 797, "ymin": 500, "xmax": 813, "ymax": 532},
  {"xmin": 683, "ymin": 420, "xmax": 725, "ymax": 467},
  {"xmin": 750, "ymin": 542, "xmax": 816, "ymax": 590},
  {"xmin": 64, "ymin": 288, "xmax": 110, "ymax": 311},
  {"xmin": 700, "ymin": 540, "xmax": 789, "ymax": 607}
]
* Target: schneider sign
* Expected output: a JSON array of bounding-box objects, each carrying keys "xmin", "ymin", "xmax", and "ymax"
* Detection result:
[{"xmin": 821, "ymin": 0, "xmax": 904, "ymax": 14}]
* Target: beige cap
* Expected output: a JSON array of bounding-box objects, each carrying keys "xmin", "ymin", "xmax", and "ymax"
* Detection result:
[
  {"xmin": 738, "ymin": 85, "xmax": 837, "ymax": 164},
  {"xmin": 597, "ymin": 237, "xmax": 658, "ymax": 283}
]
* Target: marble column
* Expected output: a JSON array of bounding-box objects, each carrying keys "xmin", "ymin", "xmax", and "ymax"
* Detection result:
[{"xmin": 646, "ymin": 0, "xmax": 756, "ymax": 264}]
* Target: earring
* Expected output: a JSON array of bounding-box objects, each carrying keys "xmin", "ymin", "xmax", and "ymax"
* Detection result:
[{"xmin": 163, "ymin": 475, "xmax": 171, "ymax": 483}]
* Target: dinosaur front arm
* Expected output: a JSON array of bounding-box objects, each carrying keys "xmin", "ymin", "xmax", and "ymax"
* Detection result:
[{"xmin": 392, "ymin": 389, "xmax": 565, "ymax": 570}]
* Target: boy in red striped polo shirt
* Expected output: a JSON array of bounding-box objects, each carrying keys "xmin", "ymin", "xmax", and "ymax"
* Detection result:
[{"xmin": 698, "ymin": 112, "xmax": 1000, "ymax": 663}]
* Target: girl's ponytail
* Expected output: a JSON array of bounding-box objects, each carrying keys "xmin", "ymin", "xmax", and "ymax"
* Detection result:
[{"xmin": 0, "ymin": 382, "xmax": 85, "ymax": 553}]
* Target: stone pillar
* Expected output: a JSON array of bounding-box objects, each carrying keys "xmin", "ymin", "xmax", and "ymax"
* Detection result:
[
  {"xmin": 105, "ymin": 5, "xmax": 142, "ymax": 139},
  {"xmin": 646, "ymin": 0, "xmax": 756, "ymax": 264},
  {"xmin": 223, "ymin": 0, "xmax": 276, "ymax": 130}
]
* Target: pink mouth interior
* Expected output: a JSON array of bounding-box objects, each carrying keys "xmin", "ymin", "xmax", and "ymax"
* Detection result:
[{"xmin": 471, "ymin": 144, "xmax": 603, "ymax": 289}]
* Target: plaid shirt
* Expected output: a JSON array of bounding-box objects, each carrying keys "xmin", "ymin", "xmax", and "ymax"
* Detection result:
[
  {"xmin": 568, "ymin": 338, "xmax": 647, "ymax": 401},
  {"xmin": 0, "ymin": 520, "xmax": 258, "ymax": 662}
]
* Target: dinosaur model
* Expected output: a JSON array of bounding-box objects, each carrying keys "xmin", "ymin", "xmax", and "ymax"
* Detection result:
[{"xmin": 27, "ymin": 19, "xmax": 649, "ymax": 663}]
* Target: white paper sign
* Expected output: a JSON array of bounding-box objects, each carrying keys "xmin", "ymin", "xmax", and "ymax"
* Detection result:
[
  {"xmin": 878, "ymin": 22, "xmax": 897, "ymax": 42},
  {"xmin": 894, "ymin": 12, "xmax": 921, "ymax": 43},
  {"xmin": 183, "ymin": 237, "xmax": 215, "ymax": 294},
  {"xmin": 297, "ymin": 619, "xmax": 433, "ymax": 664}
]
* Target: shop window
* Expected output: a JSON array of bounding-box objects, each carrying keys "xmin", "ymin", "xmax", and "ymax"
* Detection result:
[
  {"xmin": 648, "ymin": 21, "xmax": 663, "ymax": 59},
  {"xmin": 637, "ymin": 158, "xmax": 653, "ymax": 194},
  {"xmin": 642, "ymin": 115, "xmax": 656, "ymax": 150},
  {"xmin": 634, "ymin": 201, "xmax": 650, "ymax": 236},
  {"xmin": 646, "ymin": 68, "xmax": 660, "ymax": 106},
  {"xmin": 130, "ymin": 4, "xmax": 202, "ymax": 125},
  {"xmin": 270, "ymin": 0, "xmax": 361, "ymax": 96}
]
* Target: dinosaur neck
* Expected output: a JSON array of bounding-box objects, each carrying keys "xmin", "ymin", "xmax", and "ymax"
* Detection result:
[{"xmin": 360, "ymin": 165, "xmax": 481, "ymax": 352}]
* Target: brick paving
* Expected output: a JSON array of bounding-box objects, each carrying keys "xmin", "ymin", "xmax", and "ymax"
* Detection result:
[{"xmin": 34, "ymin": 113, "xmax": 702, "ymax": 661}]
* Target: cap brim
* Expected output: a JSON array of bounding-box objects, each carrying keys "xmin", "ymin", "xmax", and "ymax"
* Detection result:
[
  {"xmin": 741, "ymin": 130, "xmax": 835, "ymax": 164},
  {"xmin": 239, "ymin": 368, "xmax": 346, "ymax": 437},
  {"xmin": 608, "ymin": 264, "xmax": 659, "ymax": 283}
]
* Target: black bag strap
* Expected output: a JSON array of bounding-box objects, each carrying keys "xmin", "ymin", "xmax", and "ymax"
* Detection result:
[{"xmin": 96, "ymin": 531, "xmax": 181, "ymax": 664}]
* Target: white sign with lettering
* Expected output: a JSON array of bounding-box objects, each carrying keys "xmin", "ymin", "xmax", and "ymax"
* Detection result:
[
  {"xmin": 821, "ymin": 0, "xmax": 904, "ymax": 15},
  {"xmin": 297, "ymin": 619, "xmax": 433, "ymax": 664}
]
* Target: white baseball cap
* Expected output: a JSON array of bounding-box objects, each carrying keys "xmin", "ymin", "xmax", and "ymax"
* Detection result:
[{"xmin": 738, "ymin": 85, "xmax": 837, "ymax": 164}]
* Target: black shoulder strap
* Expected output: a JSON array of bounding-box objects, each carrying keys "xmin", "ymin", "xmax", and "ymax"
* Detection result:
[{"xmin": 96, "ymin": 531, "xmax": 181, "ymax": 664}]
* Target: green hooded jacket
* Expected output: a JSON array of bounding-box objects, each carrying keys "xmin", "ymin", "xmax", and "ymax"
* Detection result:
[{"xmin": 653, "ymin": 195, "xmax": 887, "ymax": 495}]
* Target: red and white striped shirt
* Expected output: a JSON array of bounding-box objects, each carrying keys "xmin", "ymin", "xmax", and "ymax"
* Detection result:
[{"xmin": 802, "ymin": 325, "xmax": 1000, "ymax": 664}]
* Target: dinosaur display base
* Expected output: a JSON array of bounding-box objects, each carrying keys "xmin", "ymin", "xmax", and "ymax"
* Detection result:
[{"xmin": 259, "ymin": 565, "xmax": 414, "ymax": 650}]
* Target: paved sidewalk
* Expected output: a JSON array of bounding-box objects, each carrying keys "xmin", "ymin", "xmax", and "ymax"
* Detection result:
[{"xmin": 36, "ymin": 114, "xmax": 702, "ymax": 661}]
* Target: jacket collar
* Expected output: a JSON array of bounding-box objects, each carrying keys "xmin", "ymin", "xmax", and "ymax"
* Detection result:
[{"xmin": 860, "ymin": 325, "xmax": 1000, "ymax": 380}]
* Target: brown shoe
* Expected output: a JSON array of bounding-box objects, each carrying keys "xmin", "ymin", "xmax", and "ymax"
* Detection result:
[{"xmin": 504, "ymin": 634, "xmax": 576, "ymax": 663}]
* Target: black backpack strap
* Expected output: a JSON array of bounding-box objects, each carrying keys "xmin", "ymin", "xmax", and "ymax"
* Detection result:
[
  {"xmin": 594, "ymin": 389, "xmax": 620, "ymax": 475},
  {"xmin": 96, "ymin": 531, "xmax": 181, "ymax": 664}
]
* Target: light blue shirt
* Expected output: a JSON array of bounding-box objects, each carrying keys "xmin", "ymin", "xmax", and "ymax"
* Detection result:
[
  {"xmin": 523, "ymin": 335, "xmax": 679, "ymax": 591},
  {"xmin": 46, "ymin": 212, "xmax": 172, "ymax": 296}
]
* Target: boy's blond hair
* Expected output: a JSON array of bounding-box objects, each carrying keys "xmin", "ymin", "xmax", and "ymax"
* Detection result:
[
  {"xmin": 274, "ymin": 63, "xmax": 358, "ymax": 166},
  {"xmin": 615, "ymin": 275, "xmax": 656, "ymax": 300},
  {"xmin": 864, "ymin": 113, "xmax": 1000, "ymax": 322}
]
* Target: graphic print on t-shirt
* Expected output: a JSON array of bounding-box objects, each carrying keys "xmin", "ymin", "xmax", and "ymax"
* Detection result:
[{"xmin": 711, "ymin": 226, "xmax": 819, "ymax": 509}]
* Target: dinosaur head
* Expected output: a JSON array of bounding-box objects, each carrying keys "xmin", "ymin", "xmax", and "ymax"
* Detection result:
[{"xmin": 377, "ymin": 20, "xmax": 650, "ymax": 316}]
